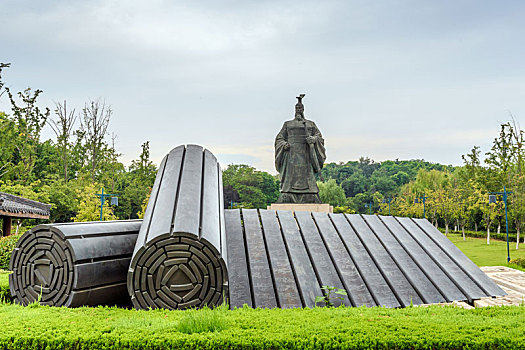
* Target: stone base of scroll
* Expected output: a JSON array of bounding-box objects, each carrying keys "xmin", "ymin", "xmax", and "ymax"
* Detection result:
[{"xmin": 267, "ymin": 203, "xmax": 333, "ymax": 213}]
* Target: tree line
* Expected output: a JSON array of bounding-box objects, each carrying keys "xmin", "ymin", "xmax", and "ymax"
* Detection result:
[
  {"xmin": 0, "ymin": 63, "xmax": 157, "ymax": 232},
  {"xmin": 313, "ymin": 120, "xmax": 525, "ymax": 248},
  {"xmin": 2, "ymin": 62, "xmax": 523, "ymax": 248}
]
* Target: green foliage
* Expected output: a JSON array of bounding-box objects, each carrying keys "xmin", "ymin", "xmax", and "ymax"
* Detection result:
[
  {"xmin": 0, "ymin": 304, "xmax": 524, "ymax": 348},
  {"xmin": 317, "ymin": 179, "xmax": 346, "ymax": 207},
  {"xmin": 114, "ymin": 141, "xmax": 157, "ymax": 220},
  {"xmin": 72, "ymin": 182, "xmax": 117, "ymax": 222},
  {"xmin": 510, "ymin": 258, "xmax": 525, "ymax": 268},
  {"xmin": 0, "ymin": 270, "xmax": 12, "ymax": 303},
  {"xmin": 315, "ymin": 285, "xmax": 347, "ymax": 307},
  {"xmin": 0, "ymin": 234, "xmax": 21, "ymax": 270},
  {"xmin": 333, "ymin": 206, "xmax": 355, "ymax": 214},
  {"xmin": 137, "ymin": 189, "xmax": 151, "ymax": 219},
  {"xmin": 222, "ymin": 164, "xmax": 279, "ymax": 208}
]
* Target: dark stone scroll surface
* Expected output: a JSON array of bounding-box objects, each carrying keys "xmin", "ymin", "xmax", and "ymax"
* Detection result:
[
  {"xmin": 224, "ymin": 209, "xmax": 252, "ymax": 308},
  {"xmin": 277, "ymin": 210, "xmax": 322, "ymax": 307},
  {"xmin": 395, "ymin": 217, "xmax": 487, "ymax": 301},
  {"xmin": 222, "ymin": 211, "xmax": 505, "ymax": 309},
  {"xmin": 362, "ymin": 215, "xmax": 444, "ymax": 304},
  {"xmin": 413, "ymin": 218, "xmax": 505, "ymax": 297},
  {"xmin": 379, "ymin": 215, "xmax": 466, "ymax": 302},
  {"xmin": 9, "ymin": 220, "xmax": 141, "ymax": 307},
  {"xmin": 295, "ymin": 211, "xmax": 351, "ymax": 307},
  {"xmin": 329, "ymin": 213, "xmax": 400, "ymax": 308},
  {"xmin": 242, "ymin": 209, "xmax": 278, "ymax": 308},
  {"xmin": 127, "ymin": 145, "xmax": 228, "ymax": 310},
  {"xmin": 259, "ymin": 210, "xmax": 302, "ymax": 308},
  {"xmin": 346, "ymin": 214, "xmax": 423, "ymax": 307},
  {"xmin": 312, "ymin": 212, "xmax": 375, "ymax": 307}
]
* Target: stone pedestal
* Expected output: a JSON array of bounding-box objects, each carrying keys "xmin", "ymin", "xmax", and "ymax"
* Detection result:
[{"xmin": 267, "ymin": 203, "xmax": 333, "ymax": 213}]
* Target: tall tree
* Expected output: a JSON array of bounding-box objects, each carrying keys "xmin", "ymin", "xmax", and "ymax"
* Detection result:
[
  {"xmin": 80, "ymin": 99, "xmax": 112, "ymax": 181},
  {"xmin": 485, "ymin": 123, "xmax": 514, "ymax": 189},
  {"xmin": 47, "ymin": 100, "xmax": 77, "ymax": 182},
  {"xmin": 6, "ymin": 86, "xmax": 50, "ymax": 182}
]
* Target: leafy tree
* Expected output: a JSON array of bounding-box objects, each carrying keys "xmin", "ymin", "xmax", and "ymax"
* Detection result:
[
  {"xmin": 481, "ymin": 198, "xmax": 501, "ymax": 245},
  {"xmin": 137, "ymin": 189, "xmax": 151, "ymax": 219},
  {"xmin": 341, "ymin": 172, "xmax": 366, "ymax": 197},
  {"xmin": 114, "ymin": 142, "xmax": 157, "ymax": 219},
  {"xmin": 222, "ymin": 164, "xmax": 278, "ymax": 208},
  {"xmin": 318, "ymin": 179, "xmax": 347, "ymax": 207},
  {"xmin": 6, "ymin": 86, "xmax": 50, "ymax": 182},
  {"xmin": 484, "ymin": 123, "xmax": 514, "ymax": 189},
  {"xmin": 72, "ymin": 182, "xmax": 117, "ymax": 222},
  {"xmin": 0, "ymin": 113, "xmax": 16, "ymax": 178}
]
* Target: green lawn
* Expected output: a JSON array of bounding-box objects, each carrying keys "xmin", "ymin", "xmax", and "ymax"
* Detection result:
[{"xmin": 446, "ymin": 233, "xmax": 525, "ymax": 268}]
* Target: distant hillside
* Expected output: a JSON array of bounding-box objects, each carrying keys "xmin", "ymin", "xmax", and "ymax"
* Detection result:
[{"xmin": 319, "ymin": 157, "xmax": 455, "ymax": 198}]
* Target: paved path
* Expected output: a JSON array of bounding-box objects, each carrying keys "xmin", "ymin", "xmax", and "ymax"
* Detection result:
[
  {"xmin": 474, "ymin": 266, "xmax": 525, "ymax": 307},
  {"xmin": 420, "ymin": 266, "xmax": 525, "ymax": 308}
]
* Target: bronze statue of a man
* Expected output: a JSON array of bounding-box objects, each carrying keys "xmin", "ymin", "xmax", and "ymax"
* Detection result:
[{"xmin": 274, "ymin": 94, "xmax": 326, "ymax": 203}]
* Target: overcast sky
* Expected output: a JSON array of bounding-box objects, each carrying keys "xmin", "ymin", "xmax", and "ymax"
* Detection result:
[{"xmin": 1, "ymin": 0, "xmax": 524, "ymax": 173}]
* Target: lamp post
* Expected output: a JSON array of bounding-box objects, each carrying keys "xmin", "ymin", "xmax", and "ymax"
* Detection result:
[
  {"xmin": 414, "ymin": 193, "xmax": 429, "ymax": 219},
  {"xmin": 489, "ymin": 186, "xmax": 512, "ymax": 263},
  {"xmin": 95, "ymin": 188, "xmax": 119, "ymax": 221},
  {"xmin": 382, "ymin": 197, "xmax": 393, "ymax": 216},
  {"xmin": 364, "ymin": 201, "xmax": 373, "ymax": 215}
]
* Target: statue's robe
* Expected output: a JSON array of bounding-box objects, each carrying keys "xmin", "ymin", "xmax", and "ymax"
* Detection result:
[{"xmin": 274, "ymin": 118, "xmax": 326, "ymax": 203}]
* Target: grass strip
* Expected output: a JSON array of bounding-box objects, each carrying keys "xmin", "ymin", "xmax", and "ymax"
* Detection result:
[
  {"xmin": 445, "ymin": 233, "xmax": 525, "ymax": 267},
  {"xmin": 0, "ymin": 303, "xmax": 524, "ymax": 349}
]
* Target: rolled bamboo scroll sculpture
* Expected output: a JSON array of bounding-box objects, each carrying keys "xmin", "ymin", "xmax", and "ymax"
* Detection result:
[
  {"xmin": 127, "ymin": 145, "xmax": 228, "ymax": 310},
  {"xmin": 9, "ymin": 220, "xmax": 141, "ymax": 307}
]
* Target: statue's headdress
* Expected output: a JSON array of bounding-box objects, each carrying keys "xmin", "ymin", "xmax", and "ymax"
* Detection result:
[{"xmin": 295, "ymin": 94, "xmax": 305, "ymax": 112}]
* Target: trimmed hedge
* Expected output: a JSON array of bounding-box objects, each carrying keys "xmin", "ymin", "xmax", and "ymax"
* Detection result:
[
  {"xmin": 0, "ymin": 303, "xmax": 524, "ymax": 349},
  {"xmin": 0, "ymin": 234, "xmax": 21, "ymax": 270}
]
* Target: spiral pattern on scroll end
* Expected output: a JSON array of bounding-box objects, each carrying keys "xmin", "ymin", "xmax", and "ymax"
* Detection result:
[
  {"xmin": 9, "ymin": 229, "xmax": 74, "ymax": 306},
  {"xmin": 128, "ymin": 233, "xmax": 227, "ymax": 310}
]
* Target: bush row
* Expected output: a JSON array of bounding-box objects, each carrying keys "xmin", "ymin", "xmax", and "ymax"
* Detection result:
[
  {"xmin": 0, "ymin": 303, "xmax": 524, "ymax": 349},
  {"xmin": 0, "ymin": 234, "xmax": 21, "ymax": 270},
  {"xmin": 439, "ymin": 228, "xmax": 520, "ymax": 242}
]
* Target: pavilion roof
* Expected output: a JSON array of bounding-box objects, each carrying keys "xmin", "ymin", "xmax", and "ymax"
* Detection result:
[{"xmin": 0, "ymin": 192, "xmax": 51, "ymax": 219}]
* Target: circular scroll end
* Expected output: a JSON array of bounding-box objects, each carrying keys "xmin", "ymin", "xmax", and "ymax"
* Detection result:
[
  {"xmin": 128, "ymin": 233, "xmax": 227, "ymax": 310},
  {"xmin": 9, "ymin": 228, "xmax": 74, "ymax": 306}
]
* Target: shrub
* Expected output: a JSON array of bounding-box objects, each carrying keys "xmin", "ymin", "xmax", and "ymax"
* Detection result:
[
  {"xmin": 0, "ymin": 233, "xmax": 21, "ymax": 270},
  {"xmin": 510, "ymin": 257, "xmax": 525, "ymax": 268},
  {"xmin": 0, "ymin": 270, "xmax": 13, "ymax": 303}
]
